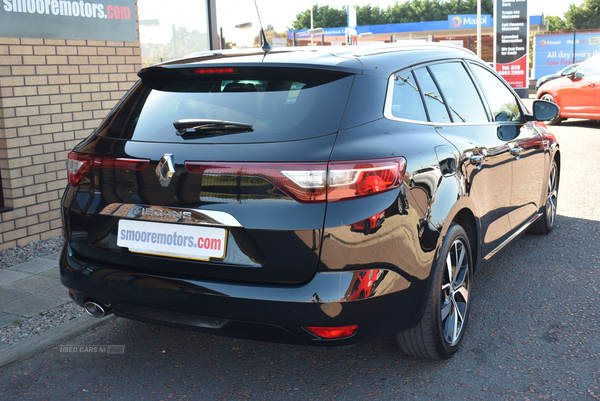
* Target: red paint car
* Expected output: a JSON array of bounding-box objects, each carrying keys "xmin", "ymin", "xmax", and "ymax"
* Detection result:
[{"xmin": 536, "ymin": 54, "xmax": 600, "ymax": 125}]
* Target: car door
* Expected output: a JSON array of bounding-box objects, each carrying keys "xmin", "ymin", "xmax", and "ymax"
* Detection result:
[
  {"xmin": 469, "ymin": 63, "xmax": 546, "ymax": 232},
  {"xmin": 414, "ymin": 62, "xmax": 515, "ymax": 258},
  {"xmin": 559, "ymin": 60, "xmax": 600, "ymax": 116}
]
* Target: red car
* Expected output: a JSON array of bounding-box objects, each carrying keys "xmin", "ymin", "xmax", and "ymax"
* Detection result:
[{"xmin": 536, "ymin": 54, "xmax": 600, "ymax": 124}]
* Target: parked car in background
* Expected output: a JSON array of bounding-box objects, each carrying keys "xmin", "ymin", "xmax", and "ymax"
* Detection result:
[
  {"xmin": 60, "ymin": 43, "xmax": 560, "ymax": 360},
  {"xmin": 536, "ymin": 54, "xmax": 600, "ymax": 124},
  {"xmin": 535, "ymin": 63, "xmax": 580, "ymax": 91}
]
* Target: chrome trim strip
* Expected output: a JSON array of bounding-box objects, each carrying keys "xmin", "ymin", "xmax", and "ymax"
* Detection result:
[
  {"xmin": 483, "ymin": 213, "xmax": 542, "ymax": 261},
  {"xmin": 99, "ymin": 203, "xmax": 243, "ymax": 227}
]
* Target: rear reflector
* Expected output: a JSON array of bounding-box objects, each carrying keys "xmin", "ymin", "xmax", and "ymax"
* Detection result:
[
  {"xmin": 307, "ymin": 325, "xmax": 359, "ymax": 339},
  {"xmin": 185, "ymin": 157, "xmax": 406, "ymax": 203},
  {"xmin": 68, "ymin": 151, "xmax": 150, "ymax": 187}
]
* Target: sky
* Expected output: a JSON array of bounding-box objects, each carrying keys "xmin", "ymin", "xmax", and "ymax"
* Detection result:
[{"xmin": 216, "ymin": 0, "xmax": 585, "ymax": 47}]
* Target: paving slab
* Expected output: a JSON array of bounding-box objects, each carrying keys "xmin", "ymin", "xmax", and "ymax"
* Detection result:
[
  {"xmin": 44, "ymin": 252, "xmax": 62, "ymax": 261},
  {"xmin": 8, "ymin": 258, "xmax": 59, "ymax": 274},
  {"xmin": 0, "ymin": 312, "xmax": 21, "ymax": 329},
  {"xmin": 4, "ymin": 275, "xmax": 61, "ymax": 294},
  {"xmin": 0, "ymin": 270, "xmax": 31, "ymax": 287},
  {"xmin": 39, "ymin": 284, "xmax": 71, "ymax": 301},
  {"xmin": 40, "ymin": 266, "xmax": 60, "ymax": 279},
  {"xmin": 2, "ymin": 295, "xmax": 67, "ymax": 318},
  {"xmin": 0, "ymin": 288, "xmax": 28, "ymax": 305}
]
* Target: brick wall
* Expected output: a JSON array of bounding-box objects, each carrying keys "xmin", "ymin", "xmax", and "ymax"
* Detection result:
[{"xmin": 0, "ymin": 37, "xmax": 142, "ymax": 249}]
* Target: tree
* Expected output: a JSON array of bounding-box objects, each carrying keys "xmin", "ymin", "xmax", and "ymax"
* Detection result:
[
  {"xmin": 289, "ymin": 0, "xmax": 495, "ymax": 29},
  {"xmin": 289, "ymin": 5, "xmax": 346, "ymax": 30},
  {"xmin": 545, "ymin": 15, "xmax": 568, "ymax": 31},
  {"xmin": 565, "ymin": 0, "xmax": 600, "ymax": 29},
  {"xmin": 356, "ymin": 5, "xmax": 386, "ymax": 26}
]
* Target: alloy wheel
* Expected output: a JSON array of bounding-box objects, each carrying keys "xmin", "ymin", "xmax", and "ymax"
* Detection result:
[
  {"xmin": 546, "ymin": 163, "xmax": 558, "ymax": 228},
  {"xmin": 440, "ymin": 238, "xmax": 471, "ymax": 346}
]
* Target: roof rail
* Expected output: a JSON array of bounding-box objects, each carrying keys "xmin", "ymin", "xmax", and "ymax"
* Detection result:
[{"xmin": 352, "ymin": 42, "xmax": 476, "ymax": 57}]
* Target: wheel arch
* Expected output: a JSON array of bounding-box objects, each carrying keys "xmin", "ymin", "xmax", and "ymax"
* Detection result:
[{"xmin": 451, "ymin": 208, "xmax": 479, "ymax": 273}]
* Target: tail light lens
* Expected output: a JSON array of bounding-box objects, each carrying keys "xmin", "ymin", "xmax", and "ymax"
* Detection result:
[
  {"xmin": 184, "ymin": 162, "xmax": 328, "ymax": 202},
  {"xmin": 185, "ymin": 157, "xmax": 406, "ymax": 203},
  {"xmin": 68, "ymin": 151, "xmax": 150, "ymax": 187},
  {"xmin": 306, "ymin": 325, "xmax": 359, "ymax": 339}
]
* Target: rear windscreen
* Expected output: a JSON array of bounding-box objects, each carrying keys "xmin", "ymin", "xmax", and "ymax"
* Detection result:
[{"xmin": 96, "ymin": 67, "xmax": 354, "ymax": 143}]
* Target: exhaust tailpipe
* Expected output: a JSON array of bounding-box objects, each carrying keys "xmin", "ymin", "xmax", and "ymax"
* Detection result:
[{"xmin": 84, "ymin": 301, "xmax": 111, "ymax": 318}]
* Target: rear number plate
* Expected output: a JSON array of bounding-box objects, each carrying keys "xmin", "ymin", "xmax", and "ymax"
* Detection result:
[{"xmin": 117, "ymin": 220, "xmax": 227, "ymax": 261}]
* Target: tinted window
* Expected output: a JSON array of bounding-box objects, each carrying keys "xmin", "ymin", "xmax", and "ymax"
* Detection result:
[
  {"xmin": 470, "ymin": 64, "xmax": 523, "ymax": 123},
  {"xmin": 97, "ymin": 68, "xmax": 354, "ymax": 143},
  {"xmin": 390, "ymin": 70, "xmax": 427, "ymax": 121},
  {"xmin": 428, "ymin": 62, "xmax": 488, "ymax": 123},
  {"xmin": 413, "ymin": 67, "xmax": 451, "ymax": 123}
]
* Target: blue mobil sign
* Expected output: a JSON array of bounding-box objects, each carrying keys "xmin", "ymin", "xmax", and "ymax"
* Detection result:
[
  {"xmin": 448, "ymin": 14, "xmax": 492, "ymax": 29},
  {"xmin": 534, "ymin": 32, "xmax": 600, "ymax": 78}
]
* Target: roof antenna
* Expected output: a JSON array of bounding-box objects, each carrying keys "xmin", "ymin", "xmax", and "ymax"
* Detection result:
[{"xmin": 254, "ymin": 0, "xmax": 273, "ymax": 53}]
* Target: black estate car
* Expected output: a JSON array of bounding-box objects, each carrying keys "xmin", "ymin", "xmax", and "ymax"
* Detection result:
[{"xmin": 60, "ymin": 43, "xmax": 560, "ymax": 359}]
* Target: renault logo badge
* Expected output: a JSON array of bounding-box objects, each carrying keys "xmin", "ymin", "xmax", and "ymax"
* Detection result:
[{"xmin": 156, "ymin": 154, "xmax": 175, "ymax": 187}]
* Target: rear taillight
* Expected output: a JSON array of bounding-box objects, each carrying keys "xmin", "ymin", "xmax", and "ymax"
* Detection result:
[
  {"xmin": 184, "ymin": 157, "xmax": 406, "ymax": 203},
  {"xmin": 68, "ymin": 151, "xmax": 150, "ymax": 187}
]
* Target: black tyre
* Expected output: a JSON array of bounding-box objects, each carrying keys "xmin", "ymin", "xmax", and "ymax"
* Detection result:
[
  {"xmin": 530, "ymin": 159, "xmax": 559, "ymax": 235},
  {"xmin": 540, "ymin": 94, "xmax": 563, "ymax": 125},
  {"xmin": 396, "ymin": 223, "xmax": 473, "ymax": 359}
]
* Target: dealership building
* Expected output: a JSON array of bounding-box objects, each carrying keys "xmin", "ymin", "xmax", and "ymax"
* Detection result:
[{"xmin": 0, "ymin": 0, "xmax": 217, "ymax": 249}]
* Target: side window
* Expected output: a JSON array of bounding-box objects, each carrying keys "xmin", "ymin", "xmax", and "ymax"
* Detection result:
[
  {"xmin": 470, "ymin": 63, "xmax": 524, "ymax": 123},
  {"xmin": 428, "ymin": 62, "xmax": 488, "ymax": 123},
  {"xmin": 389, "ymin": 70, "xmax": 428, "ymax": 121},
  {"xmin": 576, "ymin": 60, "xmax": 600, "ymax": 78},
  {"xmin": 413, "ymin": 67, "xmax": 451, "ymax": 123}
]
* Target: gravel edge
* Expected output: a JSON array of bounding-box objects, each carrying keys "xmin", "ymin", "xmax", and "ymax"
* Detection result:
[{"xmin": 0, "ymin": 236, "xmax": 65, "ymax": 270}]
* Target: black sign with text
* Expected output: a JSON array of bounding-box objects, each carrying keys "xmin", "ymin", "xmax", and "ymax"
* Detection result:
[
  {"xmin": 1, "ymin": 0, "xmax": 137, "ymax": 41},
  {"xmin": 494, "ymin": 0, "xmax": 528, "ymax": 89}
]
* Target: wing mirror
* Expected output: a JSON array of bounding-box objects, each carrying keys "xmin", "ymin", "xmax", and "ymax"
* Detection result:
[{"xmin": 532, "ymin": 100, "xmax": 559, "ymax": 121}]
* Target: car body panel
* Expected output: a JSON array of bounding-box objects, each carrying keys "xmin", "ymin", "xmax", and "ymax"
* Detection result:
[
  {"xmin": 537, "ymin": 55, "xmax": 600, "ymax": 120},
  {"xmin": 60, "ymin": 43, "xmax": 559, "ymax": 348}
]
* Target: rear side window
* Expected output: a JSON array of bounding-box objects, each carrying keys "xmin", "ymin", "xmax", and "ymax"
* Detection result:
[
  {"xmin": 427, "ymin": 62, "xmax": 488, "ymax": 123},
  {"xmin": 413, "ymin": 67, "xmax": 451, "ymax": 123},
  {"xmin": 388, "ymin": 70, "xmax": 428, "ymax": 121},
  {"xmin": 97, "ymin": 68, "xmax": 354, "ymax": 143}
]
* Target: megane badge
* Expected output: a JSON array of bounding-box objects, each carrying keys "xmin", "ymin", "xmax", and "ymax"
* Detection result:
[{"xmin": 156, "ymin": 154, "xmax": 175, "ymax": 187}]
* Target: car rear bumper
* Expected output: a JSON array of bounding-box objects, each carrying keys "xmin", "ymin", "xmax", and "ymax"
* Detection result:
[{"xmin": 60, "ymin": 243, "xmax": 427, "ymax": 346}]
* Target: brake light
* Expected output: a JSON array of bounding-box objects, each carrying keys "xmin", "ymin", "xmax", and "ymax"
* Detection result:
[
  {"xmin": 190, "ymin": 67, "xmax": 239, "ymax": 74},
  {"xmin": 307, "ymin": 325, "xmax": 359, "ymax": 339},
  {"xmin": 184, "ymin": 157, "xmax": 406, "ymax": 203},
  {"xmin": 327, "ymin": 159, "xmax": 405, "ymax": 202},
  {"xmin": 68, "ymin": 151, "xmax": 150, "ymax": 187}
]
